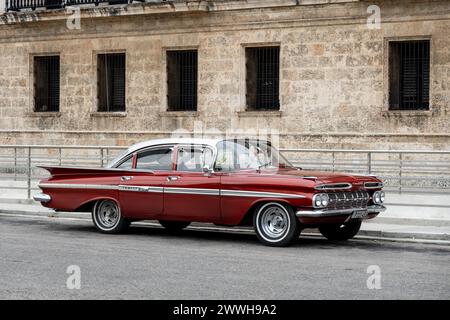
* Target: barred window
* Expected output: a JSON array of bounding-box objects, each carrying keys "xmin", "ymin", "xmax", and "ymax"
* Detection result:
[
  {"xmin": 97, "ymin": 53, "xmax": 126, "ymax": 112},
  {"xmin": 34, "ymin": 56, "xmax": 60, "ymax": 112},
  {"xmin": 167, "ymin": 50, "xmax": 198, "ymax": 111},
  {"xmin": 246, "ymin": 47, "xmax": 280, "ymax": 110},
  {"xmin": 389, "ymin": 40, "xmax": 430, "ymax": 110}
]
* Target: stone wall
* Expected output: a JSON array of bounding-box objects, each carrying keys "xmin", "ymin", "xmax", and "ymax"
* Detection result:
[{"xmin": 0, "ymin": 0, "xmax": 449, "ymax": 150}]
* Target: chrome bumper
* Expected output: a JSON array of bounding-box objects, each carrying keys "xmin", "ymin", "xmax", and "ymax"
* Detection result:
[
  {"xmin": 296, "ymin": 205, "xmax": 386, "ymax": 218},
  {"xmin": 33, "ymin": 193, "xmax": 51, "ymax": 203}
]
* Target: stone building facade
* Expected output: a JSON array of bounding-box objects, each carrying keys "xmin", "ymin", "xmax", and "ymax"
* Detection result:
[{"xmin": 0, "ymin": 0, "xmax": 449, "ymax": 150}]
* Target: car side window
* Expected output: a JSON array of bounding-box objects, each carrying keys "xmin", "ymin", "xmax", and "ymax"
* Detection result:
[
  {"xmin": 116, "ymin": 156, "xmax": 133, "ymax": 170},
  {"xmin": 136, "ymin": 147, "xmax": 173, "ymax": 171},
  {"xmin": 215, "ymin": 141, "xmax": 259, "ymax": 171},
  {"xmin": 177, "ymin": 146, "xmax": 213, "ymax": 172}
]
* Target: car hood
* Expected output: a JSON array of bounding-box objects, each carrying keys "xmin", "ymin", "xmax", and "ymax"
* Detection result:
[{"xmin": 266, "ymin": 168, "xmax": 380, "ymax": 185}]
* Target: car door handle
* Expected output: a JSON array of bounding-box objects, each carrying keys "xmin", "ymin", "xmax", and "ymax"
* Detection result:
[
  {"xmin": 167, "ymin": 176, "xmax": 180, "ymax": 182},
  {"xmin": 121, "ymin": 176, "xmax": 133, "ymax": 181}
]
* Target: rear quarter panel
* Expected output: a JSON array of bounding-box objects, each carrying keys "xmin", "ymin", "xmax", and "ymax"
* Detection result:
[{"xmin": 40, "ymin": 174, "xmax": 120, "ymax": 212}]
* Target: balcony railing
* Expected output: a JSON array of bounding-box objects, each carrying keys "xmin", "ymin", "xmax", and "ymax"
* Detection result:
[{"xmin": 5, "ymin": 0, "xmax": 160, "ymax": 12}]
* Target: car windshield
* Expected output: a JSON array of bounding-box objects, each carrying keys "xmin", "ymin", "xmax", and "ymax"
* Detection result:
[{"xmin": 215, "ymin": 139, "xmax": 295, "ymax": 171}]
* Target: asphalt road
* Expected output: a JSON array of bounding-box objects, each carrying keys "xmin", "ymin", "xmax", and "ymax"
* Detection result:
[{"xmin": 0, "ymin": 214, "xmax": 449, "ymax": 300}]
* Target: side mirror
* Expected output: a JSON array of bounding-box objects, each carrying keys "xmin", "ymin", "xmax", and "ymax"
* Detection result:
[{"xmin": 202, "ymin": 165, "xmax": 213, "ymax": 176}]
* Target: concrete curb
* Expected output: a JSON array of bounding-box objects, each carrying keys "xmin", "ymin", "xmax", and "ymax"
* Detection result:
[
  {"xmin": 367, "ymin": 216, "xmax": 450, "ymax": 227},
  {"xmin": 1, "ymin": 208, "xmax": 449, "ymax": 245}
]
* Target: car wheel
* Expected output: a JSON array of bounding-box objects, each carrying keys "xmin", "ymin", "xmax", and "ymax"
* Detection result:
[
  {"xmin": 254, "ymin": 202, "xmax": 301, "ymax": 247},
  {"xmin": 92, "ymin": 199, "xmax": 130, "ymax": 233},
  {"xmin": 159, "ymin": 220, "xmax": 191, "ymax": 232},
  {"xmin": 319, "ymin": 219, "xmax": 362, "ymax": 241}
]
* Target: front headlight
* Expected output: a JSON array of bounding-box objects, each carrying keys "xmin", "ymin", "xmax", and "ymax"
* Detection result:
[
  {"xmin": 313, "ymin": 193, "xmax": 329, "ymax": 208},
  {"xmin": 321, "ymin": 193, "xmax": 329, "ymax": 207},
  {"xmin": 372, "ymin": 191, "xmax": 385, "ymax": 204}
]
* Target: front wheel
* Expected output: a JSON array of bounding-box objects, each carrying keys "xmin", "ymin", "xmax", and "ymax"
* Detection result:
[
  {"xmin": 319, "ymin": 219, "xmax": 362, "ymax": 241},
  {"xmin": 254, "ymin": 202, "xmax": 301, "ymax": 247},
  {"xmin": 92, "ymin": 199, "xmax": 130, "ymax": 233}
]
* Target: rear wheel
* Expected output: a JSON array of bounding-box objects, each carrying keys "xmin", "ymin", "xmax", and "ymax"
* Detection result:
[
  {"xmin": 254, "ymin": 202, "xmax": 301, "ymax": 247},
  {"xmin": 159, "ymin": 220, "xmax": 191, "ymax": 232},
  {"xmin": 319, "ymin": 219, "xmax": 362, "ymax": 241},
  {"xmin": 92, "ymin": 199, "xmax": 130, "ymax": 233}
]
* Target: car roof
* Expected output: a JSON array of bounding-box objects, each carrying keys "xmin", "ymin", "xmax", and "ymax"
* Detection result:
[
  {"xmin": 126, "ymin": 138, "xmax": 223, "ymax": 154},
  {"xmin": 126, "ymin": 137, "xmax": 272, "ymax": 154}
]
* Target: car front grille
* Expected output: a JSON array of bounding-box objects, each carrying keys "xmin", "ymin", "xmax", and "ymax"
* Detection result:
[{"xmin": 327, "ymin": 191, "xmax": 370, "ymax": 209}]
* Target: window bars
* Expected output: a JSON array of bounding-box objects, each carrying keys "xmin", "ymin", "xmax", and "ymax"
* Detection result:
[
  {"xmin": 34, "ymin": 56, "xmax": 60, "ymax": 112},
  {"xmin": 389, "ymin": 40, "xmax": 430, "ymax": 110},
  {"xmin": 246, "ymin": 47, "xmax": 280, "ymax": 111},
  {"xmin": 97, "ymin": 53, "xmax": 126, "ymax": 112},
  {"xmin": 166, "ymin": 50, "xmax": 198, "ymax": 111}
]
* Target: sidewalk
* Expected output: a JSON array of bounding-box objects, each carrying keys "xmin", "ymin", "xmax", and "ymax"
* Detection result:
[{"xmin": 1, "ymin": 200, "xmax": 449, "ymax": 244}]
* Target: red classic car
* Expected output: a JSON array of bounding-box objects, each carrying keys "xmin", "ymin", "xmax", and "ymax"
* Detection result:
[{"xmin": 34, "ymin": 138, "xmax": 385, "ymax": 246}]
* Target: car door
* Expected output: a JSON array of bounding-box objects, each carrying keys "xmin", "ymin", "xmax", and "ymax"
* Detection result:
[
  {"xmin": 163, "ymin": 144, "xmax": 221, "ymax": 222},
  {"xmin": 118, "ymin": 145, "xmax": 174, "ymax": 219}
]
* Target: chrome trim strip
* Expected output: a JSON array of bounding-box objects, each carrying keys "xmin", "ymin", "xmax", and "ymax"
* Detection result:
[
  {"xmin": 296, "ymin": 205, "xmax": 386, "ymax": 218},
  {"xmin": 38, "ymin": 183, "xmax": 305, "ymax": 198},
  {"xmin": 364, "ymin": 182, "xmax": 384, "ymax": 189},
  {"xmin": 118, "ymin": 185, "xmax": 163, "ymax": 193},
  {"xmin": 38, "ymin": 183, "xmax": 119, "ymax": 190},
  {"xmin": 221, "ymin": 190, "xmax": 305, "ymax": 199},
  {"xmin": 315, "ymin": 183, "xmax": 352, "ymax": 190},
  {"xmin": 33, "ymin": 193, "xmax": 51, "ymax": 203},
  {"xmin": 165, "ymin": 187, "xmax": 220, "ymax": 196},
  {"xmin": 367, "ymin": 205, "xmax": 387, "ymax": 213}
]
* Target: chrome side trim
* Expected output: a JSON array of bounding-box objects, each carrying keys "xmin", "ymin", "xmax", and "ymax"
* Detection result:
[
  {"xmin": 315, "ymin": 183, "xmax": 352, "ymax": 190},
  {"xmin": 38, "ymin": 183, "xmax": 305, "ymax": 199},
  {"xmin": 165, "ymin": 187, "xmax": 220, "ymax": 196},
  {"xmin": 38, "ymin": 183, "xmax": 119, "ymax": 190},
  {"xmin": 33, "ymin": 193, "xmax": 51, "ymax": 203},
  {"xmin": 364, "ymin": 182, "xmax": 384, "ymax": 189},
  {"xmin": 118, "ymin": 185, "xmax": 163, "ymax": 193},
  {"xmin": 296, "ymin": 205, "xmax": 386, "ymax": 218},
  {"xmin": 221, "ymin": 190, "xmax": 305, "ymax": 199}
]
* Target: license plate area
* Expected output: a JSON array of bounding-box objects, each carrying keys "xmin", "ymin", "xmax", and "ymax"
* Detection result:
[{"xmin": 351, "ymin": 210, "xmax": 368, "ymax": 219}]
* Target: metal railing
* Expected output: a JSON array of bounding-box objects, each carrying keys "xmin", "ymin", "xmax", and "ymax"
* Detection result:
[
  {"xmin": 281, "ymin": 148, "xmax": 450, "ymax": 195},
  {"xmin": 0, "ymin": 145, "xmax": 127, "ymax": 199},
  {"xmin": 0, "ymin": 145, "xmax": 450, "ymax": 199}
]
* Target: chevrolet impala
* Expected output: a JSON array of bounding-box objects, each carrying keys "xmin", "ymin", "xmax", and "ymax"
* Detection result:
[{"xmin": 34, "ymin": 138, "xmax": 386, "ymax": 246}]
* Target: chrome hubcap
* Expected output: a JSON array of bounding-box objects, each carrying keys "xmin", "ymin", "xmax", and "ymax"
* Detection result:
[
  {"xmin": 260, "ymin": 206, "xmax": 289, "ymax": 238},
  {"xmin": 97, "ymin": 200, "xmax": 119, "ymax": 228}
]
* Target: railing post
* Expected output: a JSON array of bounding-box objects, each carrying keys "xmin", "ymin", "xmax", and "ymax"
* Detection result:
[
  {"xmin": 27, "ymin": 147, "xmax": 31, "ymax": 199},
  {"xmin": 101, "ymin": 148, "xmax": 105, "ymax": 167},
  {"xmin": 368, "ymin": 152, "xmax": 372, "ymax": 174},
  {"xmin": 332, "ymin": 152, "xmax": 335, "ymax": 172},
  {"xmin": 399, "ymin": 152, "xmax": 403, "ymax": 194},
  {"xmin": 14, "ymin": 147, "xmax": 17, "ymax": 181}
]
